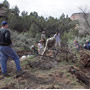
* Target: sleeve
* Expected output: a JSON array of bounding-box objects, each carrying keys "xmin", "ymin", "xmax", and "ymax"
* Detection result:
[{"xmin": 54, "ymin": 34, "xmax": 56, "ymax": 38}]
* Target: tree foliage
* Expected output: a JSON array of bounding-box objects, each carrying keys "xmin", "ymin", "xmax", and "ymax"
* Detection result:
[
  {"xmin": 3, "ymin": 0, "xmax": 10, "ymax": 8},
  {"xmin": 0, "ymin": 1, "xmax": 77, "ymax": 39}
]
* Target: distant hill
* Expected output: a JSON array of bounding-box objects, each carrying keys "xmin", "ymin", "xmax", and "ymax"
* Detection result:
[
  {"xmin": 71, "ymin": 13, "xmax": 90, "ymax": 35},
  {"xmin": 71, "ymin": 13, "xmax": 90, "ymax": 20}
]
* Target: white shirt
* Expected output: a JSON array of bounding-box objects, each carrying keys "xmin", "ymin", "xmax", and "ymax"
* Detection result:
[{"xmin": 38, "ymin": 43, "xmax": 43, "ymax": 49}]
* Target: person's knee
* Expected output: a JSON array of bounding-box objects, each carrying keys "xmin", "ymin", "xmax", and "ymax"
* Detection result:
[{"xmin": 13, "ymin": 55, "xmax": 20, "ymax": 61}]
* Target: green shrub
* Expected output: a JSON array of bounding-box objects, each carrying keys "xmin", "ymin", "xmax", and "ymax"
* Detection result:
[{"xmin": 10, "ymin": 30, "xmax": 36, "ymax": 51}]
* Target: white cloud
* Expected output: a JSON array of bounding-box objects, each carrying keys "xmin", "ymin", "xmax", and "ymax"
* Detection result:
[{"xmin": 1, "ymin": 0, "xmax": 90, "ymax": 18}]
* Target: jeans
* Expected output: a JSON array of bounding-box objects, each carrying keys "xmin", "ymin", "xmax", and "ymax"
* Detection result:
[
  {"xmin": 55, "ymin": 41, "xmax": 61, "ymax": 47},
  {"xmin": 0, "ymin": 46, "xmax": 21, "ymax": 74}
]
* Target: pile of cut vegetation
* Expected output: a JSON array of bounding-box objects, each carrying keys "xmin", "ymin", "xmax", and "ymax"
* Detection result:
[{"xmin": 80, "ymin": 49, "xmax": 90, "ymax": 67}]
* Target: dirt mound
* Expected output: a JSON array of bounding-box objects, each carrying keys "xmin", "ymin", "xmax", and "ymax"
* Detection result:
[
  {"xmin": 23, "ymin": 48, "xmax": 78, "ymax": 70},
  {"xmin": 20, "ymin": 72, "xmax": 54, "ymax": 85},
  {"xmin": 0, "ymin": 48, "xmax": 87, "ymax": 89},
  {"xmin": 55, "ymin": 48, "xmax": 78, "ymax": 62},
  {"xmin": 1, "ymin": 83, "xmax": 16, "ymax": 89},
  {"xmin": 27, "ymin": 56, "xmax": 57, "ymax": 70},
  {"xmin": 80, "ymin": 49, "xmax": 90, "ymax": 67},
  {"xmin": 69, "ymin": 66, "xmax": 90, "ymax": 87}
]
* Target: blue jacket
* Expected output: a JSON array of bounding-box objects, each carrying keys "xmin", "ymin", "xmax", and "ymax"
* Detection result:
[{"xmin": 84, "ymin": 43, "xmax": 90, "ymax": 50}]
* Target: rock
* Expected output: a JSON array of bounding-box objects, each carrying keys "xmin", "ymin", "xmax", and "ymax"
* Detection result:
[{"xmin": 27, "ymin": 55, "xmax": 31, "ymax": 58}]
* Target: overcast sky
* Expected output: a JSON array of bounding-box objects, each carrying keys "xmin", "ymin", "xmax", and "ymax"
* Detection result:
[{"xmin": 0, "ymin": 0, "xmax": 90, "ymax": 18}]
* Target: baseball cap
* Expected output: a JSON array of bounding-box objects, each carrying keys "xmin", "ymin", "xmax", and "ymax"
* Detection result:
[{"xmin": 1, "ymin": 21, "xmax": 8, "ymax": 26}]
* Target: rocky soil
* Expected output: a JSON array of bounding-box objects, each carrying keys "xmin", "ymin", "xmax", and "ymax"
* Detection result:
[{"xmin": 0, "ymin": 48, "xmax": 90, "ymax": 89}]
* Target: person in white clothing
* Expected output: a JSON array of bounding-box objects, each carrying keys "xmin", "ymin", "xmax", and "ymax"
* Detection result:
[
  {"xmin": 38, "ymin": 40, "xmax": 44, "ymax": 55},
  {"xmin": 54, "ymin": 32, "xmax": 61, "ymax": 47}
]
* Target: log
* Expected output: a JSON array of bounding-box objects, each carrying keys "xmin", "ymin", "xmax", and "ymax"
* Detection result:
[{"xmin": 69, "ymin": 66, "xmax": 90, "ymax": 86}]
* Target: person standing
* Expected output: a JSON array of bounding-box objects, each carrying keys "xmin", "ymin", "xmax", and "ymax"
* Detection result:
[
  {"xmin": 83, "ymin": 40, "xmax": 90, "ymax": 50},
  {"xmin": 54, "ymin": 32, "xmax": 61, "ymax": 48},
  {"xmin": 38, "ymin": 40, "xmax": 44, "ymax": 55},
  {"xmin": 0, "ymin": 21, "xmax": 23, "ymax": 77},
  {"xmin": 41, "ymin": 31, "xmax": 46, "ymax": 47},
  {"xmin": 74, "ymin": 40, "xmax": 80, "ymax": 51}
]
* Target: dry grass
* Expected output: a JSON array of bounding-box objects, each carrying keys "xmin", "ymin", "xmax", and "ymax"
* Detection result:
[{"xmin": 0, "ymin": 49, "xmax": 89, "ymax": 89}]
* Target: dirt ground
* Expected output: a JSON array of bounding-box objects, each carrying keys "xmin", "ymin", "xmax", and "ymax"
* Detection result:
[{"xmin": 0, "ymin": 49, "xmax": 90, "ymax": 89}]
